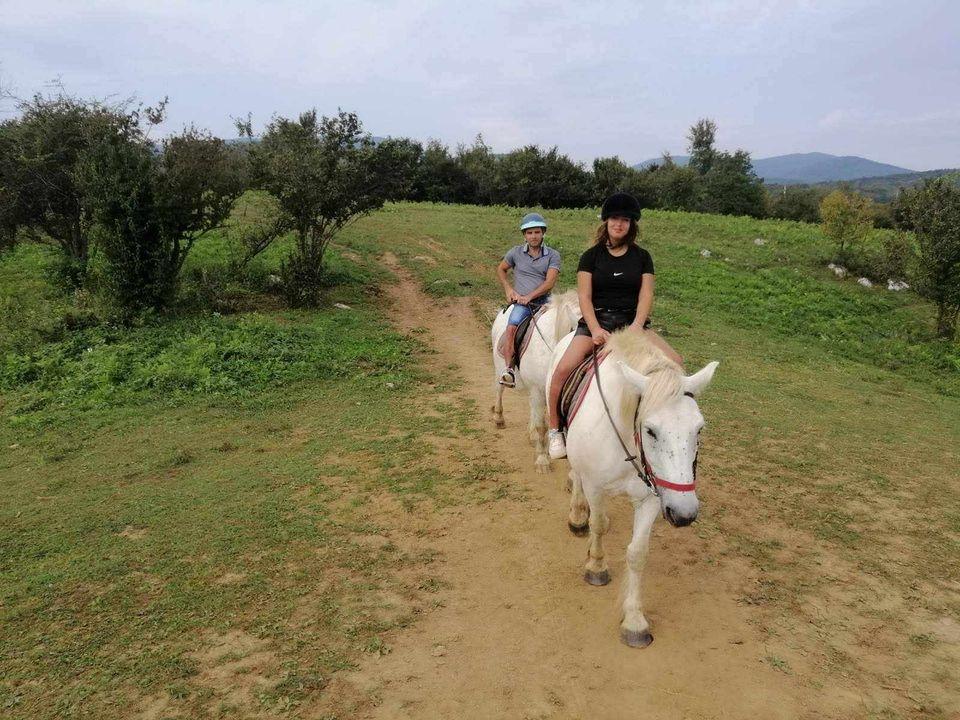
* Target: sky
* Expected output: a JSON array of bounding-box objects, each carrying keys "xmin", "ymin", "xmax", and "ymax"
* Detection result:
[{"xmin": 2, "ymin": 0, "xmax": 958, "ymax": 170}]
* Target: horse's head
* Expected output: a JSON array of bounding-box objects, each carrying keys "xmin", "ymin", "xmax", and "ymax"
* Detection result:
[{"xmin": 619, "ymin": 360, "xmax": 719, "ymax": 527}]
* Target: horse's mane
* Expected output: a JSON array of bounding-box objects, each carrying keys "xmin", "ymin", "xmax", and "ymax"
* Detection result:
[
  {"xmin": 547, "ymin": 290, "xmax": 581, "ymax": 343},
  {"xmin": 608, "ymin": 329, "xmax": 684, "ymax": 418}
]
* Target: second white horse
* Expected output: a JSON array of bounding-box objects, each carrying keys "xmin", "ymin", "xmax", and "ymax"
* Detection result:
[{"xmin": 491, "ymin": 291, "xmax": 580, "ymax": 473}]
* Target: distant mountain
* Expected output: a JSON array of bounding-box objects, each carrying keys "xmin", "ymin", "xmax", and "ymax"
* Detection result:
[
  {"xmin": 634, "ymin": 152, "xmax": 915, "ymax": 185},
  {"xmin": 807, "ymin": 168, "xmax": 960, "ymax": 203}
]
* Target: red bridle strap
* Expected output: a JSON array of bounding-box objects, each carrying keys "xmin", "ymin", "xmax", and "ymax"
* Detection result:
[{"xmin": 634, "ymin": 432, "xmax": 697, "ymax": 493}]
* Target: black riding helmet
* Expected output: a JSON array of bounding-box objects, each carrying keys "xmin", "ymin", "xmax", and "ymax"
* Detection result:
[{"xmin": 600, "ymin": 192, "xmax": 642, "ymax": 221}]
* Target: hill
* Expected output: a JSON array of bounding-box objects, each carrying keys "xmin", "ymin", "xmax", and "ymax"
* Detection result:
[
  {"xmin": 635, "ymin": 152, "xmax": 915, "ymax": 184},
  {"xmin": 803, "ymin": 168, "xmax": 960, "ymax": 202}
]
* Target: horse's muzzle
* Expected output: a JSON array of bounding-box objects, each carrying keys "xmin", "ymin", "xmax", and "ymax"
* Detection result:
[{"xmin": 664, "ymin": 505, "xmax": 697, "ymax": 528}]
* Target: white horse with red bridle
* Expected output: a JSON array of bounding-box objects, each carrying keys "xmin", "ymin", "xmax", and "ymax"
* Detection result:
[
  {"xmin": 547, "ymin": 329, "xmax": 718, "ymax": 647},
  {"xmin": 491, "ymin": 291, "xmax": 581, "ymax": 473}
]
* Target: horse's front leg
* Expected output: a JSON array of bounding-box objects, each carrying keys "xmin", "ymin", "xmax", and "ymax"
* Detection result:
[
  {"xmin": 567, "ymin": 471, "xmax": 589, "ymax": 535},
  {"xmin": 583, "ymin": 488, "xmax": 611, "ymax": 586},
  {"xmin": 620, "ymin": 493, "xmax": 660, "ymax": 647},
  {"xmin": 492, "ymin": 379, "xmax": 505, "ymax": 429},
  {"xmin": 529, "ymin": 389, "xmax": 550, "ymax": 474}
]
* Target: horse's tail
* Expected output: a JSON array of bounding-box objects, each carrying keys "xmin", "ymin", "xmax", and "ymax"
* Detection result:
[{"xmin": 549, "ymin": 290, "xmax": 581, "ymax": 343}]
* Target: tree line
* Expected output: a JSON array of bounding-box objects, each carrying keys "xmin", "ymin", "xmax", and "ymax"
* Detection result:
[{"xmin": 1, "ymin": 93, "xmax": 957, "ymax": 338}]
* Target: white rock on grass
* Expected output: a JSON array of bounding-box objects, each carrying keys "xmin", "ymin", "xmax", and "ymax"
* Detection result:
[
  {"xmin": 857, "ymin": 278, "xmax": 872, "ymax": 288},
  {"xmin": 829, "ymin": 265, "xmax": 847, "ymax": 278},
  {"xmin": 754, "ymin": 238, "xmax": 766, "ymax": 246},
  {"xmin": 333, "ymin": 302, "xmax": 352, "ymax": 310},
  {"xmin": 887, "ymin": 279, "xmax": 910, "ymax": 291},
  {"xmin": 700, "ymin": 249, "xmax": 712, "ymax": 258}
]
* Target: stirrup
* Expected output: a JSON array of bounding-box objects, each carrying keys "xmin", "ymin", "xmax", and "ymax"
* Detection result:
[{"xmin": 498, "ymin": 369, "xmax": 516, "ymax": 388}]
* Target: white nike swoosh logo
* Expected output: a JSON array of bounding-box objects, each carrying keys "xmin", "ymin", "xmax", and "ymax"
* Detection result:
[{"xmin": 613, "ymin": 272, "xmax": 623, "ymax": 276}]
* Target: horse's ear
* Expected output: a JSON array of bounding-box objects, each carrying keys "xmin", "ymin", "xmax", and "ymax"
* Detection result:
[
  {"xmin": 618, "ymin": 361, "xmax": 649, "ymax": 394},
  {"xmin": 683, "ymin": 361, "xmax": 719, "ymax": 396}
]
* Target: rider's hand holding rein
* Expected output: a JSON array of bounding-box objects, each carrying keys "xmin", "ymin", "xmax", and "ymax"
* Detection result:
[{"xmin": 591, "ymin": 328, "xmax": 612, "ymax": 346}]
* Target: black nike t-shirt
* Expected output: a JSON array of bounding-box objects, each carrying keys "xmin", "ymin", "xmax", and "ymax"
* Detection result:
[{"xmin": 576, "ymin": 243, "xmax": 655, "ymax": 312}]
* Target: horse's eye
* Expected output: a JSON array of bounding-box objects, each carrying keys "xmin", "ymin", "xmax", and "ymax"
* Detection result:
[{"xmin": 646, "ymin": 428, "xmax": 657, "ymax": 440}]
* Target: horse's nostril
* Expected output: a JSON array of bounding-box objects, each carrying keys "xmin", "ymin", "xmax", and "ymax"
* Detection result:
[{"xmin": 664, "ymin": 506, "xmax": 696, "ymax": 528}]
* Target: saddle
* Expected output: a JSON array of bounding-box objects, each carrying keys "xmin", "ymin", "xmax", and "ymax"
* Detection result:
[
  {"xmin": 558, "ymin": 350, "xmax": 610, "ymax": 431},
  {"xmin": 498, "ymin": 304, "xmax": 548, "ymax": 369}
]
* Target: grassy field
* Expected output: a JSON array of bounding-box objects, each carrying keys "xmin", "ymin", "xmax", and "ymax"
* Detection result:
[
  {"xmin": 2, "ymin": 198, "xmax": 959, "ymax": 718},
  {"xmin": 337, "ymin": 202, "xmax": 960, "ymax": 716},
  {"xmin": 0, "ymin": 225, "xmax": 500, "ymax": 717}
]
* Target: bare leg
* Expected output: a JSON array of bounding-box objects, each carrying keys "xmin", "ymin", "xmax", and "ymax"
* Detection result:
[
  {"xmin": 547, "ymin": 335, "xmax": 595, "ymax": 430},
  {"xmin": 644, "ymin": 329, "xmax": 683, "ymax": 368},
  {"xmin": 583, "ymin": 487, "xmax": 611, "ymax": 586},
  {"xmin": 620, "ymin": 494, "xmax": 660, "ymax": 647},
  {"xmin": 500, "ymin": 324, "xmax": 519, "ymax": 363}
]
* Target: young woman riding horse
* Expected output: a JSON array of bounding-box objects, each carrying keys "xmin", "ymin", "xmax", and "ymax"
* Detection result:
[{"xmin": 547, "ymin": 192, "xmax": 682, "ymax": 459}]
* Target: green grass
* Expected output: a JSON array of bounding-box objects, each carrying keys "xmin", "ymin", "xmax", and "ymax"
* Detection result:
[
  {"xmin": 2, "ymin": 197, "xmax": 958, "ymax": 718},
  {"xmin": 334, "ymin": 201, "xmax": 960, "ymax": 717},
  {"xmin": 339, "ymin": 203, "xmax": 958, "ymax": 393},
  {"xmin": 0, "ymin": 203, "xmax": 502, "ymax": 718}
]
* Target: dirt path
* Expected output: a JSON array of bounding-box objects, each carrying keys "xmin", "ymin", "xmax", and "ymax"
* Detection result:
[{"xmin": 327, "ymin": 257, "xmax": 846, "ymax": 719}]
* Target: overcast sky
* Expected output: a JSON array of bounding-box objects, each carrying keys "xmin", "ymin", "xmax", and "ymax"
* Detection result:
[{"xmin": 2, "ymin": 0, "xmax": 958, "ymax": 170}]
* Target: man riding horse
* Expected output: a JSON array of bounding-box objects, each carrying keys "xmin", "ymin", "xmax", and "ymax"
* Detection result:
[{"xmin": 495, "ymin": 212, "xmax": 562, "ymax": 387}]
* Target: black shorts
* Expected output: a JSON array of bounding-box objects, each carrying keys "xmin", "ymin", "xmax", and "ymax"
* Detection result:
[{"xmin": 574, "ymin": 308, "xmax": 651, "ymax": 338}]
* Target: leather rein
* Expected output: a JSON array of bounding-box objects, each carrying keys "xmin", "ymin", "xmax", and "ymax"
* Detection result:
[{"xmin": 590, "ymin": 347, "xmax": 697, "ymax": 496}]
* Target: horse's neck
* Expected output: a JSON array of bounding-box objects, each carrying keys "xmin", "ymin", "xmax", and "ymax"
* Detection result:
[{"xmin": 599, "ymin": 362, "xmax": 641, "ymax": 432}]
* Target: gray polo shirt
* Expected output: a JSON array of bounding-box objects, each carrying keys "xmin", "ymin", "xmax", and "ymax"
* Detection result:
[{"xmin": 503, "ymin": 243, "xmax": 562, "ymax": 298}]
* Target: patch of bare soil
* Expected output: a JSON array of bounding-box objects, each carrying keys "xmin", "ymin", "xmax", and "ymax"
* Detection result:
[{"xmin": 312, "ymin": 255, "xmax": 868, "ymax": 720}]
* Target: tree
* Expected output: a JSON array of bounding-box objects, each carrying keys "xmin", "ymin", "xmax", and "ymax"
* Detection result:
[
  {"xmin": 902, "ymin": 178, "xmax": 960, "ymax": 338},
  {"xmin": 410, "ymin": 140, "xmax": 471, "ymax": 203},
  {"xmin": 687, "ymin": 118, "xmax": 717, "ymax": 176},
  {"xmin": 455, "ymin": 135, "xmax": 497, "ymax": 205},
  {"xmin": 494, "ymin": 145, "xmax": 593, "ymax": 208},
  {"xmin": 592, "ymin": 156, "xmax": 659, "ymax": 209},
  {"xmin": 81, "ymin": 124, "xmax": 243, "ymax": 315},
  {"xmin": 765, "ymin": 185, "xmax": 827, "ymax": 223},
  {"xmin": 653, "ymin": 157, "xmax": 699, "ymax": 212},
  {"xmin": 699, "ymin": 150, "xmax": 765, "ymax": 217},
  {"xmin": 820, "ymin": 189, "xmax": 874, "ymax": 259},
  {"xmin": 0, "ymin": 95, "xmax": 125, "ymax": 281},
  {"xmin": 247, "ymin": 109, "xmax": 417, "ymax": 306},
  {"xmin": 0, "ymin": 120, "xmax": 20, "ymax": 252}
]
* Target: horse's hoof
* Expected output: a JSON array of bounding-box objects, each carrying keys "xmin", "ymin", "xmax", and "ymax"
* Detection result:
[
  {"xmin": 584, "ymin": 569, "xmax": 610, "ymax": 586},
  {"xmin": 494, "ymin": 419, "xmax": 506, "ymax": 429},
  {"xmin": 568, "ymin": 522, "xmax": 589, "ymax": 537},
  {"xmin": 620, "ymin": 628, "xmax": 654, "ymax": 648},
  {"xmin": 535, "ymin": 460, "xmax": 550, "ymax": 475}
]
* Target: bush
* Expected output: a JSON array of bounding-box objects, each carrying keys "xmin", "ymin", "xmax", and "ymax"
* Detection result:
[
  {"xmin": 80, "ymin": 125, "xmax": 241, "ymax": 318},
  {"xmin": 820, "ymin": 190, "xmax": 874, "ymax": 259},
  {"xmin": 765, "ymin": 186, "xmax": 826, "ymax": 223},
  {"xmin": 901, "ymin": 178, "xmax": 960, "ymax": 338},
  {"xmin": 245, "ymin": 109, "xmax": 418, "ymax": 307}
]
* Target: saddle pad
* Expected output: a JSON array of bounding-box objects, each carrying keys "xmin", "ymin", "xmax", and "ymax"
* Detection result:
[
  {"xmin": 498, "ymin": 304, "xmax": 548, "ymax": 369},
  {"xmin": 559, "ymin": 351, "xmax": 610, "ymax": 430}
]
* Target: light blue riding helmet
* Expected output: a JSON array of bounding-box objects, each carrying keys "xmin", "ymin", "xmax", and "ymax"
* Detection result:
[{"xmin": 520, "ymin": 212, "xmax": 547, "ymax": 232}]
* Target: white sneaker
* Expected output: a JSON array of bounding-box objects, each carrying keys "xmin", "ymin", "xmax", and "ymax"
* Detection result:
[{"xmin": 548, "ymin": 429, "xmax": 566, "ymax": 459}]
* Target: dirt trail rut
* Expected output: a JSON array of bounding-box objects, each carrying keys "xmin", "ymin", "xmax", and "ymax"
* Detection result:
[{"xmin": 332, "ymin": 257, "xmax": 842, "ymax": 719}]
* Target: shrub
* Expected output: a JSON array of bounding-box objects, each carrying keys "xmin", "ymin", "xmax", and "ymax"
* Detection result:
[
  {"xmin": 245, "ymin": 109, "xmax": 418, "ymax": 307},
  {"xmin": 81, "ymin": 125, "xmax": 242, "ymax": 317},
  {"xmin": 820, "ymin": 189, "xmax": 874, "ymax": 261},
  {"xmin": 901, "ymin": 178, "xmax": 960, "ymax": 338}
]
